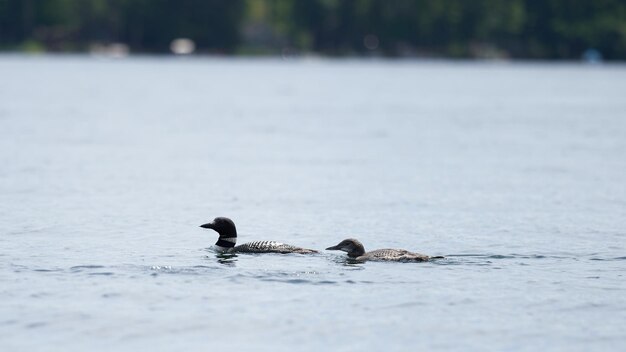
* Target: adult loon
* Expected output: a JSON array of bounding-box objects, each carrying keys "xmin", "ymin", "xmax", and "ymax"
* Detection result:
[
  {"xmin": 200, "ymin": 217, "xmax": 318, "ymax": 254},
  {"xmin": 326, "ymin": 238, "xmax": 441, "ymax": 262}
]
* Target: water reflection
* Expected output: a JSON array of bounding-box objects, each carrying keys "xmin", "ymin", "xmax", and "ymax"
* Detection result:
[{"xmin": 204, "ymin": 247, "xmax": 238, "ymax": 266}]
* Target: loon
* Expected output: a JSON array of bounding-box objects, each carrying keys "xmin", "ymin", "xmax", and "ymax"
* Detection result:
[
  {"xmin": 200, "ymin": 217, "xmax": 318, "ymax": 254},
  {"xmin": 326, "ymin": 238, "xmax": 441, "ymax": 262}
]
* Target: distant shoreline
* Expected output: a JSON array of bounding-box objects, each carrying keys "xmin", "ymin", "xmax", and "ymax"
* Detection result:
[{"xmin": 1, "ymin": 51, "xmax": 624, "ymax": 64}]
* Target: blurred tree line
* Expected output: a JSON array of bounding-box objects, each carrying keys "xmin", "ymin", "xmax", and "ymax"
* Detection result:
[{"xmin": 0, "ymin": 0, "xmax": 624, "ymax": 59}]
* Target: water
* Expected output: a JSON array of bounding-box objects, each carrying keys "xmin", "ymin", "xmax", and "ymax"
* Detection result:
[{"xmin": 1, "ymin": 55, "xmax": 625, "ymax": 351}]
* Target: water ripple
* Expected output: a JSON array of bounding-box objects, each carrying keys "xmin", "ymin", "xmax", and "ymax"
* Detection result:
[
  {"xmin": 70, "ymin": 265, "xmax": 105, "ymax": 271},
  {"xmin": 590, "ymin": 256, "xmax": 626, "ymax": 261}
]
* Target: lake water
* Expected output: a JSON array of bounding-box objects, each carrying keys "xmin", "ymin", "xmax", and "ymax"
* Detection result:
[{"xmin": 1, "ymin": 55, "xmax": 625, "ymax": 351}]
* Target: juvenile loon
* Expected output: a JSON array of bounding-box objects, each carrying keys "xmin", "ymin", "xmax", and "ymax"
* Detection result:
[
  {"xmin": 326, "ymin": 238, "xmax": 440, "ymax": 262},
  {"xmin": 200, "ymin": 217, "xmax": 317, "ymax": 254}
]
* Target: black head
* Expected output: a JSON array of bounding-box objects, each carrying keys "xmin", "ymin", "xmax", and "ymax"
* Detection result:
[
  {"xmin": 200, "ymin": 217, "xmax": 237, "ymax": 238},
  {"xmin": 326, "ymin": 238, "xmax": 365, "ymax": 258}
]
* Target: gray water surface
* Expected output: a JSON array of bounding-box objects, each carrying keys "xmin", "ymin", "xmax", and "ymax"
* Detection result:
[{"xmin": 1, "ymin": 56, "xmax": 625, "ymax": 351}]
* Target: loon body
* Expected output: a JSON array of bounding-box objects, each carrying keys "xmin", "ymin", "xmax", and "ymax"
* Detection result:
[
  {"xmin": 326, "ymin": 238, "xmax": 439, "ymax": 262},
  {"xmin": 200, "ymin": 217, "xmax": 317, "ymax": 254}
]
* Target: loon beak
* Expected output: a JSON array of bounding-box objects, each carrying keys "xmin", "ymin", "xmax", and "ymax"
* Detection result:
[
  {"xmin": 200, "ymin": 222, "xmax": 214, "ymax": 229},
  {"xmin": 326, "ymin": 244, "xmax": 341, "ymax": 250}
]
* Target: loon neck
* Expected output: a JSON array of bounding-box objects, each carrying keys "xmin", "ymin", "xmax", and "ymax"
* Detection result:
[
  {"xmin": 347, "ymin": 244, "xmax": 365, "ymax": 258},
  {"xmin": 214, "ymin": 244, "xmax": 233, "ymax": 253},
  {"xmin": 215, "ymin": 237, "xmax": 237, "ymax": 249},
  {"xmin": 347, "ymin": 250, "xmax": 365, "ymax": 258}
]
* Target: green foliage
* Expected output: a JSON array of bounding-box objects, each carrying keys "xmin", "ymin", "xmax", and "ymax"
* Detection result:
[
  {"xmin": 0, "ymin": 0, "xmax": 624, "ymax": 59},
  {"xmin": 0, "ymin": 0, "xmax": 244, "ymax": 53}
]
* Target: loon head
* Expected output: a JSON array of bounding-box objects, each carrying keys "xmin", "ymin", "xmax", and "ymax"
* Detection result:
[
  {"xmin": 326, "ymin": 238, "xmax": 365, "ymax": 258},
  {"xmin": 200, "ymin": 217, "xmax": 237, "ymax": 249}
]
